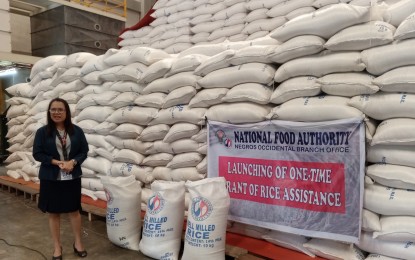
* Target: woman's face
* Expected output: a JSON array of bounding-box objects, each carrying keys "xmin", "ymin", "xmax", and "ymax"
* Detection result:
[{"xmin": 49, "ymin": 101, "xmax": 66, "ymax": 125}]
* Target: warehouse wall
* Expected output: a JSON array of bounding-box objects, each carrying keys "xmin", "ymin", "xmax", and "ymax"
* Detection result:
[
  {"xmin": 0, "ymin": 0, "xmax": 11, "ymax": 53},
  {"xmin": 10, "ymin": 13, "xmax": 31, "ymax": 55}
]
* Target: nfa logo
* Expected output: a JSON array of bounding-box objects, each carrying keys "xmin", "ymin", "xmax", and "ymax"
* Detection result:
[
  {"xmin": 147, "ymin": 192, "xmax": 165, "ymax": 215},
  {"xmin": 191, "ymin": 197, "xmax": 213, "ymax": 221},
  {"xmin": 105, "ymin": 189, "xmax": 114, "ymax": 205},
  {"xmin": 215, "ymin": 129, "xmax": 232, "ymax": 148}
]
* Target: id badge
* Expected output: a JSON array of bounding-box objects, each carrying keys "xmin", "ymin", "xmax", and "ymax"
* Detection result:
[{"xmin": 60, "ymin": 170, "xmax": 73, "ymax": 181}]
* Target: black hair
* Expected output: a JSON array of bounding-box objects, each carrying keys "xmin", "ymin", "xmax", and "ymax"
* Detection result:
[{"xmin": 46, "ymin": 98, "xmax": 74, "ymax": 136}]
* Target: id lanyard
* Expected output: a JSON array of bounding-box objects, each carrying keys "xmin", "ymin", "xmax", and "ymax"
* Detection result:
[{"xmin": 56, "ymin": 129, "xmax": 68, "ymax": 161}]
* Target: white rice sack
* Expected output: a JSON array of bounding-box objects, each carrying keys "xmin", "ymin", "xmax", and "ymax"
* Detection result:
[
  {"xmin": 98, "ymin": 66, "xmax": 124, "ymax": 81},
  {"xmin": 109, "ymin": 123, "xmax": 144, "ymax": 139},
  {"xmin": 7, "ymin": 104, "xmax": 29, "ymax": 118},
  {"xmin": 267, "ymin": 0, "xmax": 314, "ymax": 18},
  {"xmin": 365, "ymin": 254, "xmax": 402, "ymax": 260},
  {"xmin": 366, "ymin": 163, "xmax": 415, "ymax": 190},
  {"xmin": 178, "ymin": 43, "xmax": 227, "ymax": 57},
  {"xmin": 56, "ymin": 67, "xmax": 81, "ymax": 83},
  {"xmin": 364, "ymin": 183, "xmax": 415, "ymax": 216},
  {"xmin": 348, "ymin": 93, "xmax": 415, "ymax": 120},
  {"xmin": 142, "ymin": 153, "xmax": 174, "ymax": 167},
  {"xmin": 191, "ymin": 128, "xmax": 207, "ymax": 143},
  {"xmin": 94, "ymin": 122, "xmax": 117, "ymax": 135},
  {"xmin": 228, "ymin": 45, "xmax": 275, "ymax": 66},
  {"xmin": 191, "ymin": 20, "xmax": 225, "ymax": 34},
  {"xmin": 212, "ymin": 2, "xmax": 246, "ymax": 21},
  {"xmin": 30, "ymin": 55, "xmax": 65, "ymax": 79},
  {"xmin": 28, "ymin": 78, "xmax": 53, "ymax": 97},
  {"xmin": 374, "ymin": 216, "xmax": 415, "ymax": 242},
  {"xmin": 80, "ymin": 54, "xmax": 109, "ymax": 75},
  {"xmin": 139, "ymin": 124, "xmax": 170, "ymax": 142},
  {"xmin": 222, "ymin": 83, "xmax": 272, "ymax": 104},
  {"xmin": 267, "ymin": 35, "xmax": 325, "ymax": 64},
  {"xmin": 113, "ymin": 149, "xmax": 145, "ymax": 165},
  {"xmin": 76, "ymin": 93, "xmax": 97, "ymax": 111},
  {"xmin": 303, "ymin": 238, "xmax": 365, "ymax": 260},
  {"xmin": 108, "ymin": 92, "xmax": 139, "ymax": 109},
  {"xmin": 270, "ymin": 76, "xmax": 321, "ymax": 104},
  {"xmin": 383, "ymin": 0, "xmax": 415, "ymax": 27},
  {"xmin": 207, "ymin": 102, "xmax": 271, "ymax": 124},
  {"xmin": 139, "ymin": 181, "xmax": 185, "ymax": 260},
  {"xmin": 171, "ymin": 168, "xmax": 205, "ymax": 182},
  {"xmin": 194, "ymin": 50, "xmax": 235, "ymax": 77},
  {"xmin": 270, "ymin": 4, "xmax": 370, "ymax": 42},
  {"xmin": 371, "ymin": 118, "xmax": 415, "ymax": 146},
  {"xmin": 93, "ymin": 91, "xmax": 120, "ymax": 106},
  {"xmin": 182, "ymin": 177, "xmax": 230, "ymax": 260},
  {"xmin": 286, "ymin": 6, "xmax": 316, "ymax": 20},
  {"xmin": 145, "ymin": 141, "xmax": 172, "ymax": 155},
  {"xmin": 117, "ymin": 63, "xmax": 148, "ymax": 82},
  {"xmin": 244, "ymin": 8, "xmax": 268, "ymax": 22},
  {"xmin": 198, "ymin": 63, "xmax": 276, "ymax": 89},
  {"xmin": 166, "ymin": 152, "xmax": 204, "ymax": 169},
  {"xmin": 163, "ymin": 123, "xmax": 200, "ymax": 143},
  {"xmin": 193, "ymin": 2, "xmax": 226, "ymax": 17},
  {"xmin": 224, "ymin": 13, "xmax": 247, "ymax": 27},
  {"xmin": 162, "ymin": 86, "xmax": 197, "ymax": 109},
  {"xmin": 245, "ymin": 0, "xmax": 288, "ymax": 11},
  {"xmin": 52, "ymin": 80, "xmax": 86, "ymax": 97},
  {"xmin": 190, "ymin": 13, "xmax": 212, "ymax": 26},
  {"xmin": 94, "ymin": 147, "xmax": 115, "ymax": 162},
  {"xmin": 325, "ymin": 21, "xmax": 395, "ymax": 51},
  {"xmin": 81, "ymin": 177, "xmax": 104, "ymax": 191},
  {"xmin": 262, "ymin": 231, "xmax": 315, "ymax": 257},
  {"xmin": 164, "ymin": 43, "xmax": 193, "ymax": 55},
  {"xmin": 372, "ymin": 66, "xmax": 415, "ymax": 93},
  {"xmin": 229, "ymin": 33, "xmax": 248, "ymax": 42},
  {"xmin": 110, "ymin": 81, "xmax": 145, "ymax": 93},
  {"xmin": 138, "ymin": 58, "xmax": 173, "ymax": 84},
  {"xmin": 170, "ymin": 139, "xmax": 202, "ymax": 154},
  {"xmin": 274, "ymin": 51, "xmax": 365, "ymax": 82},
  {"xmin": 78, "ymin": 83, "xmax": 111, "ymax": 97},
  {"xmin": 85, "ymin": 133, "xmax": 114, "ymax": 151},
  {"xmin": 142, "ymin": 72, "xmax": 200, "ymax": 94},
  {"xmin": 208, "ymin": 24, "xmax": 245, "ymax": 41},
  {"xmin": 152, "ymin": 167, "xmax": 173, "ymax": 181},
  {"xmin": 110, "ymin": 162, "xmax": 154, "ymax": 184},
  {"xmin": 268, "ymin": 96, "xmax": 364, "ymax": 121},
  {"xmin": 358, "ymin": 231, "xmax": 415, "ymax": 260},
  {"xmin": 130, "ymin": 47, "xmax": 171, "ymax": 66},
  {"xmin": 361, "ymin": 39, "xmax": 415, "ymax": 76},
  {"xmin": 318, "ymin": 72, "xmax": 378, "ymax": 97},
  {"xmin": 196, "ymin": 156, "xmax": 207, "ymax": 174},
  {"xmin": 134, "ymin": 93, "xmax": 166, "ymax": 109},
  {"xmin": 60, "ymin": 92, "xmax": 81, "ymax": 104},
  {"xmin": 166, "ymin": 54, "xmax": 208, "ymax": 77},
  {"xmin": 362, "ymin": 209, "xmax": 381, "ymax": 232},
  {"xmin": 365, "ymin": 117, "xmax": 378, "ymax": 143},
  {"xmin": 150, "ymin": 106, "xmax": 206, "ymax": 125},
  {"xmin": 76, "ymin": 106, "xmax": 114, "ymax": 123},
  {"xmin": 82, "ymin": 156, "xmax": 112, "ymax": 176},
  {"xmin": 106, "ymin": 106, "xmax": 158, "ymax": 125},
  {"xmin": 101, "ymin": 175, "xmax": 141, "ymax": 251},
  {"xmin": 188, "ymin": 88, "xmax": 228, "ymax": 108},
  {"xmin": 394, "ymin": 11, "xmax": 415, "ymax": 41},
  {"xmin": 368, "ymin": 144, "xmax": 415, "ymax": 168}
]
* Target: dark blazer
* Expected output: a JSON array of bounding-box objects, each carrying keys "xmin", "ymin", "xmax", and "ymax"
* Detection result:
[{"xmin": 33, "ymin": 124, "xmax": 89, "ymax": 181}]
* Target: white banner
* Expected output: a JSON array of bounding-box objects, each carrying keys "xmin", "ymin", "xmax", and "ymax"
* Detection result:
[{"xmin": 208, "ymin": 118, "xmax": 365, "ymax": 243}]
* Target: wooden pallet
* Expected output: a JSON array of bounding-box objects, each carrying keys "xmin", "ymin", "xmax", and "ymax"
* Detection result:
[{"xmin": 0, "ymin": 176, "xmax": 39, "ymax": 201}]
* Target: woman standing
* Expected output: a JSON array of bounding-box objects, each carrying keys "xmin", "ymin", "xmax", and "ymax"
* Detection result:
[{"xmin": 33, "ymin": 98, "xmax": 89, "ymax": 259}]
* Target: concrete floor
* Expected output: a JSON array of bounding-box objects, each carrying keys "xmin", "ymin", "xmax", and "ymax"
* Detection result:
[{"xmin": 0, "ymin": 172, "xmax": 155, "ymax": 259}]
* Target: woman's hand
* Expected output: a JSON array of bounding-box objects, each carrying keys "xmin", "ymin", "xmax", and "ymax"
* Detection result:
[{"xmin": 59, "ymin": 161, "xmax": 74, "ymax": 172}]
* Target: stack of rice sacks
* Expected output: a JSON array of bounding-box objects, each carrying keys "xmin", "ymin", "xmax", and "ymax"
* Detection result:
[{"xmin": 4, "ymin": 0, "xmax": 415, "ymax": 259}]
